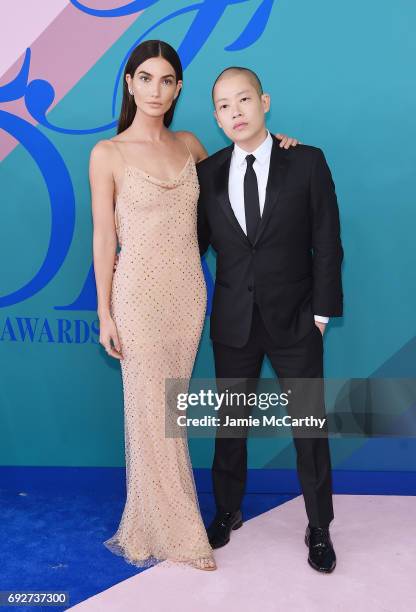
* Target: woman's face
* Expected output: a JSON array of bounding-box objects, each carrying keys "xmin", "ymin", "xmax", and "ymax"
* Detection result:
[{"xmin": 126, "ymin": 56, "xmax": 182, "ymax": 120}]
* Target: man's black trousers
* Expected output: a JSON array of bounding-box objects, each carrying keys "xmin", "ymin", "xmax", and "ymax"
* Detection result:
[{"xmin": 212, "ymin": 302, "xmax": 334, "ymax": 528}]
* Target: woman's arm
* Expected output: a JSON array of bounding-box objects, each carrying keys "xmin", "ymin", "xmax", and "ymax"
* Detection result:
[{"xmin": 89, "ymin": 140, "xmax": 122, "ymax": 359}]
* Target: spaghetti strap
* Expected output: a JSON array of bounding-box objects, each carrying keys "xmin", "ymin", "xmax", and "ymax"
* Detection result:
[
  {"xmin": 112, "ymin": 140, "xmax": 127, "ymax": 166},
  {"xmin": 111, "ymin": 141, "xmax": 128, "ymax": 202},
  {"xmin": 181, "ymin": 135, "xmax": 193, "ymax": 160}
]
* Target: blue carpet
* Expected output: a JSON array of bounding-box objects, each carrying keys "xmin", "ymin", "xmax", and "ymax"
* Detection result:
[
  {"xmin": 1, "ymin": 466, "xmax": 415, "ymax": 610},
  {"xmin": 0, "ymin": 470, "xmax": 295, "ymax": 611}
]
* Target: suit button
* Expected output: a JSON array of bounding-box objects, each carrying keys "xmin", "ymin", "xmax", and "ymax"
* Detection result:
[
  {"xmin": 252, "ymin": 248, "xmax": 256, "ymax": 254},
  {"xmin": 248, "ymin": 285, "xmax": 253, "ymax": 291}
]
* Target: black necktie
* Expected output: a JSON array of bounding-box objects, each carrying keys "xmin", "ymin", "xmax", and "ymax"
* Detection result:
[{"xmin": 244, "ymin": 154, "xmax": 261, "ymax": 244}]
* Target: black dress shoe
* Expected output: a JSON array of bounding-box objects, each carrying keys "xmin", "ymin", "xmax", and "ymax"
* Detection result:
[
  {"xmin": 304, "ymin": 525, "xmax": 336, "ymax": 573},
  {"xmin": 207, "ymin": 510, "xmax": 243, "ymax": 549}
]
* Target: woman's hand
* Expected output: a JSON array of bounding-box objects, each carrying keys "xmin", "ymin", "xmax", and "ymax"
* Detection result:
[
  {"xmin": 275, "ymin": 133, "xmax": 301, "ymax": 149},
  {"xmin": 99, "ymin": 313, "xmax": 123, "ymax": 360}
]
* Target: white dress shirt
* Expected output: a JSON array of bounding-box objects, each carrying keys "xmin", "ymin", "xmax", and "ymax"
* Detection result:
[{"xmin": 228, "ymin": 130, "xmax": 329, "ymax": 325}]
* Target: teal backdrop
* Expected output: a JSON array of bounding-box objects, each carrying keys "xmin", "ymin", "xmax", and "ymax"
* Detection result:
[{"xmin": 0, "ymin": 0, "xmax": 415, "ymax": 474}]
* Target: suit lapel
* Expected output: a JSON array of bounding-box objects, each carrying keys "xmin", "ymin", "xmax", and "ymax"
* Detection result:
[
  {"xmin": 214, "ymin": 146, "xmax": 251, "ymax": 247},
  {"xmin": 213, "ymin": 135, "xmax": 290, "ymax": 247},
  {"xmin": 252, "ymin": 135, "xmax": 290, "ymax": 246}
]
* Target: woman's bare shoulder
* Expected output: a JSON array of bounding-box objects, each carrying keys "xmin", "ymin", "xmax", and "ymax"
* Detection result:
[
  {"xmin": 90, "ymin": 139, "xmax": 123, "ymax": 170},
  {"xmin": 175, "ymin": 130, "xmax": 208, "ymax": 162},
  {"xmin": 90, "ymin": 138, "xmax": 116, "ymax": 158},
  {"xmin": 175, "ymin": 130, "xmax": 200, "ymax": 147},
  {"xmin": 90, "ymin": 141, "xmax": 123, "ymax": 187}
]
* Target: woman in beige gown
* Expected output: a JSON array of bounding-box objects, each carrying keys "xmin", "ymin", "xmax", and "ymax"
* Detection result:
[
  {"xmin": 89, "ymin": 39, "xmax": 298, "ymax": 572},
  {"xmin": 106, "ymin": 139, "xmax": 212, "ymax": 570}
]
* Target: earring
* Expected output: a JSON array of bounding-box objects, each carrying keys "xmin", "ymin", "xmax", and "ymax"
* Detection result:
[{"xmin": 129, "ymin": 89, "xmax": 133, "ymax": 95}]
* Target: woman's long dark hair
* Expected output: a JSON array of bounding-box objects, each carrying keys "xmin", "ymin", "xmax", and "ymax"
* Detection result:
[{"xmin": 117, "ymin": 40, "xmax": 183, "ymax": 134}]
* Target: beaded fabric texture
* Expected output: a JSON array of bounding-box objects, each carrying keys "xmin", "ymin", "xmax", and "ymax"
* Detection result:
[{"xmin": 104, "ymin": 140, "xmax": 214, "ymax": 569}]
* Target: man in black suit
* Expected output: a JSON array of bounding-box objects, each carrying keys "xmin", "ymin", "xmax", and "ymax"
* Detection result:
[{"xmin": 197, "ymin": 67, "xmax": 343, "ymax": 573}]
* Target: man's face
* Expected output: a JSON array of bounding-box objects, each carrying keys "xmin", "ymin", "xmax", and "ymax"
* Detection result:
[{"xmin": 213, "ymin": 72, "xmax": 270, "ymax": 144}]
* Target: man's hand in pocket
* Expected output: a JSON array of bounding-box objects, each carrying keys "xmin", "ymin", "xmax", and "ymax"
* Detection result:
[{"xmin": 315, "ymin": 321, "xmax": 326, "ymax": 336}]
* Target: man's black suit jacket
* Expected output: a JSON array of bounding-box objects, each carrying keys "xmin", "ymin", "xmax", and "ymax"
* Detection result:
[{"xmin": 196, "ymin": 134, "xmax": 343, "ymax": 348}]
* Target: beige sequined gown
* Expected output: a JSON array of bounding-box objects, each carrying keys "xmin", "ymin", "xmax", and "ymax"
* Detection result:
[{"xmin": 103, "ymin": 140, "xmax": 214, "ymax": 568}]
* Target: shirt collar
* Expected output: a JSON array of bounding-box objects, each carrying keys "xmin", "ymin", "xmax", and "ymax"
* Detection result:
[{"xmin": 232, "ymin": 130, "xmax": 273, "ymax": 168}]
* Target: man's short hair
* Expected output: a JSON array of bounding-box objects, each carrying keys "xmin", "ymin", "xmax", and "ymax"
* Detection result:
[{"xmin": 212, "ymin": 67, "xmax": 263, "ymax": 104}]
